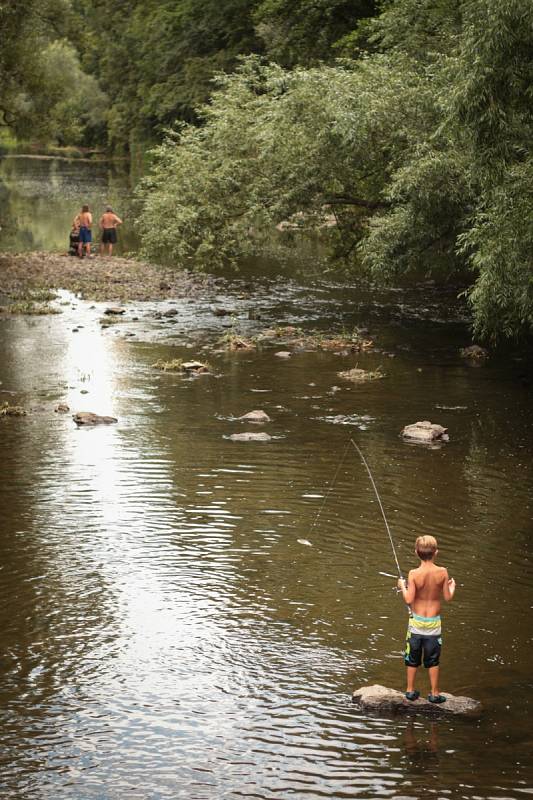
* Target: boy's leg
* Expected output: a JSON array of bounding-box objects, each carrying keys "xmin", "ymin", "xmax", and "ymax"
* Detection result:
[
  {"xmin": 428, "ymin": 666, "xmax": 440, "ymax": 697},
  {"xmin": 406, "ymin": 666, "xmax": 418, "ymax": 693}
]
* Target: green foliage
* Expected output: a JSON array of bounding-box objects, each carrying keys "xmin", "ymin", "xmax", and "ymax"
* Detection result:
[
  {"xmin": 137, "ymin": 0, "xmax": 533, "ymax": 341},
  {"xmin": 254, "ymin": 0, "xmax": 376, "ymax": 66},
  {"xmin": 0, "ymin": 1, "xmax": 107, "ymax": 145},
  {"xmin": 137, "ymin": 54, "xmax": 430, "ymax": 268}
]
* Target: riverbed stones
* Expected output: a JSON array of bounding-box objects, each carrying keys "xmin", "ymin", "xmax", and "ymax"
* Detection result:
[
  {"xmin": 352, "ymin": 685, "xmax": 482, "ymax": 718},
  {"xmin": 402, "ymin": 420, "xmax": 449, "ymax": 443},
  {"xmin": 72, "ymin": 412, "xmax": 118, "ymax": 426},
  {"xmin": 229, "ymin": 432, "xmax": 272, "ymax": 442},
  {"xmin": 237, "ymin": 410, "xmax": 271, "ymax": 423}
]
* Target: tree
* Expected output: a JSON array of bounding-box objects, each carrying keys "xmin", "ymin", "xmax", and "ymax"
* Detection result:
[
  {"xmin": 254, "ymin": 0, "xmax": 376, "ymax": 66},
  {"xmin": 137, "ymin": 0, "xmax": 533, "ymax": 341},
  {"xmin": 0, "ymin": 0, "xmax": 107, "ymax": 145}
]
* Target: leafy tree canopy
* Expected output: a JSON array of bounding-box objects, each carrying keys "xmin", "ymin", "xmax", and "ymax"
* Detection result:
[{"xmin": 137, "ymin": 0, "xmax": 533, "ymax": 341}]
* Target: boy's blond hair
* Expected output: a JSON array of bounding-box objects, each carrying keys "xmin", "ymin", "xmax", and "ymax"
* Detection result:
[{"xmin": 415, "ymin": 535, "xmax": 438, "ymax": 561}]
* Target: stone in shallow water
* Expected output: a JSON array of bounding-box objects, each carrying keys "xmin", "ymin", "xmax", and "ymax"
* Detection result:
[
  {"xmin": 402, "ymin": 420, "xmax": 448, "ymax": 442},
  {"xmin": 104, "ymin": 306, "xmax": 125, "ymax": 315},
  {"xmin": 352, "ymin": 685, "xmax": 482, "ymax": 718},
  {"xmin": 72, "ymin": 412, "xmax": 118, "ymax": 426},
  {"xmin": 237, "ymin": 410, "xmax": 271, "ymax": 423},
  {"xmin": 228, "ymin": 432, "xmax": 272, "ymax": 442}
]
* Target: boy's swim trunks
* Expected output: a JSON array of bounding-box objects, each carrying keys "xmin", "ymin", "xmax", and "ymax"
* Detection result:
[
  {"xmin": 79, "ymin": 226, "xmax": 92, "ymax": 244},
  {"xmin": 102, "ymin": 228, "xmax": 117, "ymax": 244},
  {"xmin": 404, "ymin": 613, "xmax": 442, "ymax": 668}
]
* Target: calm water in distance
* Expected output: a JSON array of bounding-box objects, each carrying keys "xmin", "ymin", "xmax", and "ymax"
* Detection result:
[{"xmin": 0, "ymin": 157, "xmax": 532, "ymax": 799}]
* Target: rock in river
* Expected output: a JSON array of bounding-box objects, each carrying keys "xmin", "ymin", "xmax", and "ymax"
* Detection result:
[
  {"xmin": 229, "ymin": 432, "xmax": 272, "ymax": 442},
  {"xmin": 352, "ymin": 684, "xmax": 482, "ymax": 718},
  {"xmin": 73, "ymin": 412, "xmax": 118, "ymax": 426},
  {"xmin": 237, "ymin": 410, "xmax": 271, "ymax": 423},
  {"xmin": 402, "ymin": 420, "xmax": 448, "ymax": 443},
  {"xmin": 104, "ymin": 306, "xmax": 126, "ymax": 315},
  {"xmin": 55, "ymin": 403, "xmax": 70, "ymax": 413}
]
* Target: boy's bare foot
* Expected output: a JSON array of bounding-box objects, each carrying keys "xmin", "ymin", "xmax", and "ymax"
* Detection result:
[
  {"xmin": 405, "ymin": 690, "xmax": 420, "ymax": 701},
  {"xmin": 428, "ymin": 694, "xmax": 446, "ymax": 704}
]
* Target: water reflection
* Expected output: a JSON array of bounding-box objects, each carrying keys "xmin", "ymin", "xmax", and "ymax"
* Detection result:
[
  {"xmin": 0, "ymin": 233, "xmax": 533, "ymax": 797},
  {"xmin": 0, "ymin": 156, "xmax": 136, "ymax": 254}
]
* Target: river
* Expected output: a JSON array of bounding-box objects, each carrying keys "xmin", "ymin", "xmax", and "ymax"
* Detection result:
[{"xmin": 0, "ymin": 156, "xmax": 532, "ymax": 799}]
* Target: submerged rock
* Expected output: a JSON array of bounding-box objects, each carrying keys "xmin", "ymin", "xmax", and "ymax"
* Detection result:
[
  {"xmin": 352, "ymin": 685, "xmax": 482, "ymax": 718},
  {"xmin": 275, "ymin": 351, "xmax": 292, "ymax": 359},
  {"xmin": 402, "ymin": 420, "xmax": 449, "ymax": 443},
  {"xmin": 229, "ymin": 432, "xmax": 272, "ymax": 442},
  {"xmin": 73, "ymin": 412, "xmax": 118, "ymax": 426},
  {"xmin": 237, "ymin": 410, "xmax": 271, "ymax": 423}
]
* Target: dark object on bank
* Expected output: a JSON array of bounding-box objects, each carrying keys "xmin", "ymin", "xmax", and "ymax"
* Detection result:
[{"xmin": 69, "ymin": 229, "xmax": 80, "ymax": 256}]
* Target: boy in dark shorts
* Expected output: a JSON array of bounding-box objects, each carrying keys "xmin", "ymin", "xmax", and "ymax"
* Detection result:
[
  {"xmin": 397, "ymin": 535, "xmax": 456, "ymax": 703},
  {"xmin": 99, "ymin": 206, "xmax": 123, "ymax": 256}
]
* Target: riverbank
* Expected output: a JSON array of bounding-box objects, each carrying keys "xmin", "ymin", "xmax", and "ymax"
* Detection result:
[{"xmin": 0, "ymin": 251, "xmax": 215, "ymax": 303}]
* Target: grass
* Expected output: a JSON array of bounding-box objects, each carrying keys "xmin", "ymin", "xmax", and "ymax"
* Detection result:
[
  {"xmin": 7, "ymin": 301, "xmax": 60, "ymax": 315},
  {"xmin": 218, "ymin": 332, "xmax": 257, "ymax": 351},
  {"xmin": 10, "ymin": 288, "xmax": 58, "ymax": 303},
  {"xmin": 151, "ymin": 358, "xmax": 184, "ymax": 371},
  {"xmin": 0, "ymin": 402, "xmax": 26, "ymax": 417},
  {"xmin": 337, "ymin": 366, "xmax": 385, "ymax": 382}
]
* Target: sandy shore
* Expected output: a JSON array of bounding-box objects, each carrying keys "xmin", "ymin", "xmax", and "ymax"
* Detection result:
[{"xmin": 0, "ymin": 251, "xmax": 215, "ymax": 302}]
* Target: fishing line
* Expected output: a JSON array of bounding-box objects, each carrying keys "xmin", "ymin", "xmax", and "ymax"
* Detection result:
[
  {"xmin": 307, "ymin": 438, "xmax": 352, "ymax": 539},
  {"xmin": 349, "ymin": 438, "xmax": 404, "ymax": 580}
]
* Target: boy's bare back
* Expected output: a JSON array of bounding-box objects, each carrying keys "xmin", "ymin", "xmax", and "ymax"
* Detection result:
[{"xmin": 408, "ymin": 561, "xmax": 452, "ymax": 618}]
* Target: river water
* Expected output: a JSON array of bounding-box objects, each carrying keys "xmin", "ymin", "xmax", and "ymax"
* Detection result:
[{"xmin": 0, "ymin": 157, "xmax": 532, "ymax": 799}]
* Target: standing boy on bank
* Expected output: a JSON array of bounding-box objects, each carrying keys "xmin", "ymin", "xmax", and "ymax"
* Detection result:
[
  {"xmin": 99, "ymin": 206, "xmax": 123, "ymax": 257},
  {"xmin": 397, "ymin": 535, "xmax": 456, "ymax": 704}
]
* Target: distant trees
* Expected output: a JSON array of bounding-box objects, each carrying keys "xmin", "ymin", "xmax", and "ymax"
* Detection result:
[
  {"xmin": 137, "ymin": 0, "xmax": 533, "ymax": 340},
  {"xmin": 0, "ymin": 0, "xmax": 106, "ymax": 145}
]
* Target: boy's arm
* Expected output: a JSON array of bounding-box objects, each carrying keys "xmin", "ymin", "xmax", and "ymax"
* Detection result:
[
  {"xmin": 398, "ymin": 569, "xmax": 416, "ymax": 605},
  {"xmin": 442, "ymin": 568, "xmax": 456, "ymax": 601}
]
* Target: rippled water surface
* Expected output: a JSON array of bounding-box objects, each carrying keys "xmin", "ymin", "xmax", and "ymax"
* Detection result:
[{"xmin": 0, "ymin": 158, "xmax": 532, "ymax": 799}]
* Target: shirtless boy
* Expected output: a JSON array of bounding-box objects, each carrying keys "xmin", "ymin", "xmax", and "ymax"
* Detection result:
[
  {"xmin": 397, "ymin": 535, "xmax": 456, "ymax": 704},
  {"xmin": 77, "ymin": 204, "xmax": 93, "ymax": 258},
  {"xmin": 99, "ymin": 206, "xmax": 123, "ymax": 256}
]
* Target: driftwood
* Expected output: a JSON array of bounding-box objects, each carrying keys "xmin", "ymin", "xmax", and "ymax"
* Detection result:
[{"xmin": 352, "ymin": 684, "xmax": 482, "ymax": 718}]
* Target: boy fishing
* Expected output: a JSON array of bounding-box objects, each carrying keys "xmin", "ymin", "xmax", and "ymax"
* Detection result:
[{"xmin": 397, "ymin": 535, "xmax": 456, "ymax": 704}]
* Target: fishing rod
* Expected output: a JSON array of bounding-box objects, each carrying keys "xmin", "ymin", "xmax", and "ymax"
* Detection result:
[
  {"xmin": 349, "ymin": 438, "xmax": 404, "ymax": 582},
  {"xmin": 305, "ymin": 437, "xmax": 406, "ymax": 587}
]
